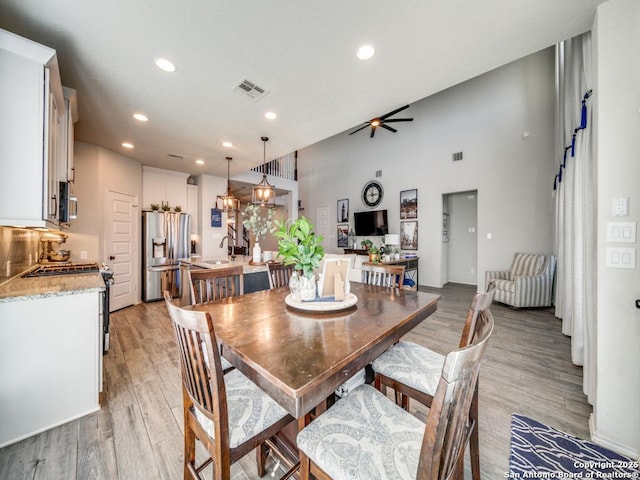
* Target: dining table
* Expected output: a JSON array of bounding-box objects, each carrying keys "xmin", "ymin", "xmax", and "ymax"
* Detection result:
[{"xmin": 186, "ymin": 282, "xmax": 440, "ymax": 422}]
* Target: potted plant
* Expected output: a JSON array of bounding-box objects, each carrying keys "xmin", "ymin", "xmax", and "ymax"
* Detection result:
[
  {"xmin": 360, "ymin": 239, "xmax": 373, "ymax": 251},
  {"xmin": 174, "ymin": 205, "xmax": 182, "ymax": 212},
  {"xmin": 161, "ymin": 201, "xmax": 171, "ymax": 211},
  {"xmin": 274, "ymin": 216, "xmax": 325, "ymax": 300},
  {"xmin": 242, "ymin": 204, "xmax": 276, "ymax": 263},
  {"xmin": 368, "ymin": 244, "xmax": 380, "ymax": 263},
  {"xmin": 150, "ymin": 203, "xmax": 160, "ymax": 211}
]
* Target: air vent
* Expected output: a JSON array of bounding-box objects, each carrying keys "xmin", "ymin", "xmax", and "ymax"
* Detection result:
[
  {"xmin": 168, "ymin": 153, "xmax": 184, "ymax": 160},
  {"xmin": 233, "ymin": 77, "xmax": 269, "ymax": 101},
  {"xmin": 452, "ymin": 151, "xmax": 464, "ymax": 161},
  {"xmin": 375, "ymin": 170, "xmax": 382, "ymax": 178}
]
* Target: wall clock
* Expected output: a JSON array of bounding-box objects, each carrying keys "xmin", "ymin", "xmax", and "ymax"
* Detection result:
[{"xmin": 362, "ymin": 180, "xmax": 384, "ymax": 208}]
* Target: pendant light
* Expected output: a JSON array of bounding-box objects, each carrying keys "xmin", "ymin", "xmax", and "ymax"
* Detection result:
[
  {"xmin": 252, "ymin": 136, "xmax": 276, "ymax": 207},
  {"xmin": 216, "ymin": 157, "xmax": 240, "ymax": 213}
]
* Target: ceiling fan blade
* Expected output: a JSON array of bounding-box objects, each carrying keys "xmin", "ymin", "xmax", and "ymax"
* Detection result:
[
  {"xmin": 349, "ymin": 124, "xmax": 370, "ymax": 135},
  {"xmin": 370, "ymin": 125, "xmax": 376, "ymax": 138},
  {"xmin": 380, "ymin": 124, "xmax": 398, "ymax": 133},
  {"xmin": 379, "ymin": 105, "xmax": 410, "ymax": 120},
  {"xmin": 383, "ymin": 118, "xmax": 414, "ymax": 123}
]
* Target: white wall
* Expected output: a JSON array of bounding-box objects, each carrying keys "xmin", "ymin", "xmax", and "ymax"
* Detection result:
[
  {"xmin": 298, "ymin": 48, "xmax": 557, "ymax": 288},
  {"xmin": 592, "ymin": 0, "xmax": 640, "ymax": 459},
  {"xmin": 66, "ymin": 142, "xmax": 142, "ymax": 263}
]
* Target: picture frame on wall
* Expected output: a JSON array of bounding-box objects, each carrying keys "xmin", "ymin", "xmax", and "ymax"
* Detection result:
[
  {"xmin": 337, "ymin": 199, "xmax": 349, "ymax": 223},
  {"xmin": 337, "ymin": 224, "xmax": 349, "ymax": 247},
  {"xmin": 400, "ymin": 189, "xmax": 418, "ymax": 219},
  {"xmin": 400, "ymin": 221, "xmax": 418, "ymax": 250}
]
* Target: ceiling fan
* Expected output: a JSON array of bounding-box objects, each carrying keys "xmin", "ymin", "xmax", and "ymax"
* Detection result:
[{"xmin": 349, "ymin": 105, "xmax": 414, "ymax": 138}]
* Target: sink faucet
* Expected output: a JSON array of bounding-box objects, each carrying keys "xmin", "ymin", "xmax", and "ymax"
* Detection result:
[{"xmin": 219, "ymin": 235, "xmax": 232, "ymax": 249}]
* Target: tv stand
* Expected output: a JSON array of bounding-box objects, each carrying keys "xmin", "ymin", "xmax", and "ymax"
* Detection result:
[{"xmin": 343, "ymin": 248, "xmax": 369, "ymax": 256}]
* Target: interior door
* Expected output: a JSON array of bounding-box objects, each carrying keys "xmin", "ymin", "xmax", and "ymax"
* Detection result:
[{"xmin": 105, "ymin": 190, "xmax": 138, "ymax": 311}]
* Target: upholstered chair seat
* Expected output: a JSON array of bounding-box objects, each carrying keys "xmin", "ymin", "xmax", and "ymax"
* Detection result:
[{"xmin": 297, "ymin": 384, "xmax": 425, "ymax": 480}]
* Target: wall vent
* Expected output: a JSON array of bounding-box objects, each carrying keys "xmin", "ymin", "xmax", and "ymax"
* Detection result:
[
  {"xmin": 375, "ymin": 170, "xmax": 382, "ymax": 177},
  {"xmin": 452, "ymin": 151, "xmax": 464, "ymax": 161},
  {"xmin": 233, "ymin": 77, "xmax": 269, "ymax": 101},
  {"xmin": 168, "ymin": 153, "xmax": 184, "ymax": 160}
]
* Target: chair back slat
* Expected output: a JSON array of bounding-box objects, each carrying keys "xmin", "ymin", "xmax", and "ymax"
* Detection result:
[
  {"xmin": 189, "ymin": 266, "xmax": 244, "ymax": 304},
  {"xmin": 267, "ymin": 262, "xmax": 296, "ymax": 289},
  {"xmin": 417, "ymin": 309, "xmax": 494, "ymax": 480},
  {"xmin": 361, "ymin": 264, "xmax": 405, "ymax": 288}
]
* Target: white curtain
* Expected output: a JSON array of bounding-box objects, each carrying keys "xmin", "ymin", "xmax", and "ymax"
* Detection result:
[{"xmin": 554, "ymin": 32, "xmax": 596, "ymax": 404}]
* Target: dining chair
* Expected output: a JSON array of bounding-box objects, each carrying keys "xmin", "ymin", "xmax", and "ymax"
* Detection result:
[
  {"xmin": 267, "ymin": 262, "xmax": 296, "ymax": 289},
  {"xmin": 371, "ymin": 290, "xmax": 495, "ymax": 480},
  {"xmin": 361, "ymin": 264, "xmax": 405, "ymax": 288},
  {"xmin": 297, "ymin": 305, "xmax": 494, "ymax": 480},
  {"xmin": 188, "ymin": 265, "xmax": 244, "ymax": 304},
  {"xmin": 164, "ymin": 292, "xmax": 297, "ymax": 480}
]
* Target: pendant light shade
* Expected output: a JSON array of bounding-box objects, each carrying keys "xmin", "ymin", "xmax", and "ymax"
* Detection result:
[
  {"xmin": 252, "ymin": 136, "xmax": 276, "ymax": 207},
  {"xmin": 216, "ymin": 157, "xmax": 240, "ymax": 213}
]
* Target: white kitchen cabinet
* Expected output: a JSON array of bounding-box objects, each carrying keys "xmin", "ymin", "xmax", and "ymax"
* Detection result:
[
  {"xmin": 187, "ymin": 184, "xmax": 199, "ymax": 234},
  {"xmin": 0, "ymin": 29, "xmax": 65, "ymax": 227},
  {"xmin": 60, "ymin": 87, "xmax": 78, "ymax": 183},
  {"xmin": 0, "ymin": 290, "xmax": 102, "ymax": 447},
  {"xmin": 142, "ymin": 166, "xmax": 189, "ymax": 210}
]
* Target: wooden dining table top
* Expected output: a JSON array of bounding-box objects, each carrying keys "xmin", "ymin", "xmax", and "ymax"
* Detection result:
[{"xmin": 187, "ymin": 282, "xmax": 440, "ymax": 419}]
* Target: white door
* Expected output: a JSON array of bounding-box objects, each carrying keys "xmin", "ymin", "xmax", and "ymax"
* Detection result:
[
  {"xmin": 105, "ymin": 190, "xmax": 138, "ymax": 311},
  {"xmin": 445, "ymin": 191, "xmax": 478, "ymax": 285}
]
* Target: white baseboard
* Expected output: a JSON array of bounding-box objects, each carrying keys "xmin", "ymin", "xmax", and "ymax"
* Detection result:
[{"xmin": 589, "ymin": 414, "xmax": 640, "ymax": 460}]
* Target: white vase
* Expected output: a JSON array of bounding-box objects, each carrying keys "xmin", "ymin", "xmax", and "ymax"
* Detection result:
[
  {"xmin": 299, "ymin": 274, "xmax": 317, "ymax": 301},
  {"xmin": 252, "ymin": 242, "xmax": 262, "ymax": 263}
]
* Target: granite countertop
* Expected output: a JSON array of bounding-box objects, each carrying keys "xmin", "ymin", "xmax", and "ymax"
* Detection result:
[
  {"xmin": 180, "ymin": 256, "xmax": 269, "ymax": 274},
  {"xmin": 0, "ymin": 272, "xmax": 105, "ymax": 303}
]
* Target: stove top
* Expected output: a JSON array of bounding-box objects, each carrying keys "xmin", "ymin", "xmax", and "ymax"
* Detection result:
[{"xmin": 23, "ymin": 262, "xmax": 100, "ymax": 277}]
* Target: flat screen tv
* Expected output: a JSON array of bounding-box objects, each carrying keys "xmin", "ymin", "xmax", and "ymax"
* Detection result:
[{"xmin": 354, "ymin": 210, "xmax": 388, "ymax": 236}]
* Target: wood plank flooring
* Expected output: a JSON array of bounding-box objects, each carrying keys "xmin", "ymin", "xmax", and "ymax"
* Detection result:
[{"xmin": 0, "ymin": 283, "xmax": 591, "ymax": 479}]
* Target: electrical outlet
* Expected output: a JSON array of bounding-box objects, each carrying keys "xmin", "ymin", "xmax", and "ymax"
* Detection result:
[
  {"xmin": 80, "ymin": 251, "xmax": 88, "ymax": 259},
  {"xmin": 612, "ymin": 197, "xmax": 629, "ymax": 216}
]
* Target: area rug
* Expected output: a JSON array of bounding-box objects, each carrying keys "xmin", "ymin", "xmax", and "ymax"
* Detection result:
[{"xmin": 509, "ymin": 413, "xmax": 639, "ymax": 478}]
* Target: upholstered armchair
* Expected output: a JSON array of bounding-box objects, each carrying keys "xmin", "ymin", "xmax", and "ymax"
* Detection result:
[{"xmin": 485, "ymin": 252, "xmax": 556, "ymax": 308}]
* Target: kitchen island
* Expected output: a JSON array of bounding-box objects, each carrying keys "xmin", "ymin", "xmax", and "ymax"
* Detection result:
[
  {"xmin": 0, "ymin": 271, "xmax": 105, "ymax": 447},
  {"xmin": 179, "ymin": 256, "xmax": 272, "ymax": 304}
]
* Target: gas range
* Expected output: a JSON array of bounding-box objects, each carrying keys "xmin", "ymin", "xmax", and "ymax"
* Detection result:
[{"xmin": 22, "ymin": 262, "xmax": 101, "ymax": 277}]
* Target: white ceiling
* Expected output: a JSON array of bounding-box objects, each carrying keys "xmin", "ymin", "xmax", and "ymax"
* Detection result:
[{"xmin": 0, "ymin": 0, "xmax": 606, "ymax": 178}]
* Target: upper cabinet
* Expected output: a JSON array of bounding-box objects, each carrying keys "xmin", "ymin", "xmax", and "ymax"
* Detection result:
[
  {"xmin": 142, "ymin": 166, "xmax": 189, "ymax": 211},
  {"xmin": 0, "ymin": 29, "xmax": 67, "ymax": 227}
]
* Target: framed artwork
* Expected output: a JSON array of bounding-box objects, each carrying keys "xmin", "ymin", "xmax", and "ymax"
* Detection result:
[
  {"xmin": 210, "ymin": 207, "xmax": 222, "ymax": 227},
  {"xmin": 337, "ymin": 224, "xmax": 349, "ymax": 247},
  {"xmin": 400, "ymin": 221, "xmax": 418, "ymax": 250},
  {"xmin": 400, "ymin": 189, "xmax": 418, "ymax": 219},
  {"xmin": 337, "ymin": 199, "xmax": 349, "ymax": 223}
]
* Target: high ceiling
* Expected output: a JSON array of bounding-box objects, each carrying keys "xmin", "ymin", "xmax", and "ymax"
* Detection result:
[{"xmin": 0, "ymin": 0, "xmax": 606, "ymax": 178}]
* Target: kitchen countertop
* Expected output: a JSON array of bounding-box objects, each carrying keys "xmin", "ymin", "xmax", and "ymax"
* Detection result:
[
  {"xmin": 0, "ymin": 271, "xmax": 105, "ymax": 303},
  {"xmin": 180, "ymin": 256, "xmax": 270, "ymax": 274}
]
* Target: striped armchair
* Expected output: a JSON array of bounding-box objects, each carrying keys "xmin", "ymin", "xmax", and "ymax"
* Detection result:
[{"xmin": 485, "ymin": 253, "xmax": 556, "ymax": 308}]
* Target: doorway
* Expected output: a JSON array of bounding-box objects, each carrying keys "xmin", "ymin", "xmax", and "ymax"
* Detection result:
[
  {"xmin": 104, "ymin": 189, "xmax": 139, "ymax": 311},
  {"xmin": 442, "ymin": 191, "xmax": 478, "ymax": 286}
]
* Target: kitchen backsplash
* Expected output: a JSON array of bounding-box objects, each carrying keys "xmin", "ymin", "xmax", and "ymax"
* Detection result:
[{"xmin": 0, "ymin": 227, "xmax": 39, "ymax": 284}]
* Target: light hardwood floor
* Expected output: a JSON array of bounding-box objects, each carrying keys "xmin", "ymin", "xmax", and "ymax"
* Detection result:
[{"xmin": 0, "ymin": 283, "xmax": 591, "ymax": 479}]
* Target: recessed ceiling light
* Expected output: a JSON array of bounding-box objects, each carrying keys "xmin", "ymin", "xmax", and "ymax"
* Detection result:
[
  {"xmin": 356, "ymin": 44, "xmax": 375, "ymax": 60},
  {"xmin": 222, "ymin": 141, "xmax": 233, "ymax": 148},
  {"xmin": 265, "ymin": 111, "xmax": 277, "ymax": 120},
  {"xmin": 122, "ymin": 142, "xmax": 134, "ymax": 149},
  {"xmin": 133, "ymin": 113, "xmax": 148, "ymax": 122},
  {"xmin": 155, "ymin": 57, "xmax": 176, "ymax": 72},
  {"xmin": 195, "ymin": 159, "xmax": 205, "ymax": 165}
]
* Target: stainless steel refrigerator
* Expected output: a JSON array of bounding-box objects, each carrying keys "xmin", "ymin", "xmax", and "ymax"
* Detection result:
[{"xmin": 142, "ymin": 211, "xmax": 191, "ymax": 302}]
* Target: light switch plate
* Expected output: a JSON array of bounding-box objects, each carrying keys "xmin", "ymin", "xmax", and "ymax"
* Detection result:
[
  {"xmin": 606, "ymin": 222, "xmax": 636, "ymax": 243},
  {"xmin": 606, "ymin": 247, "xmax": 636, "ymax": 269},
  {"xmin": 612, "ymin": 197, "xmax": 629, "ymax": 216}
]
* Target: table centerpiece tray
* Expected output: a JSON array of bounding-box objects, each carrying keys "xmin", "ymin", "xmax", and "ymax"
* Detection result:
[{"xmin": 284, "ymin": 293, "xmax": 358, "ymax": 313}]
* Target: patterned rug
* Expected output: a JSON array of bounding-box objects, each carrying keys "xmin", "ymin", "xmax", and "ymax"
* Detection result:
[{"xmin": 509, "ymin": 413, "xmax": 639, "ymax": 478}]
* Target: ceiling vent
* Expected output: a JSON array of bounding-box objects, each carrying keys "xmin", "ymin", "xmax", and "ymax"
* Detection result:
[{"xmin": 233, "ymin": 77, "xmax": 269, "ymax": 101}]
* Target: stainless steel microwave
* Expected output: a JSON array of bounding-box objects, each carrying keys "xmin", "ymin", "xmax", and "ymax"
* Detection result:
[{"xmin": 59, "ymin": 181, "xmax": 78, "ymax": 223}]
